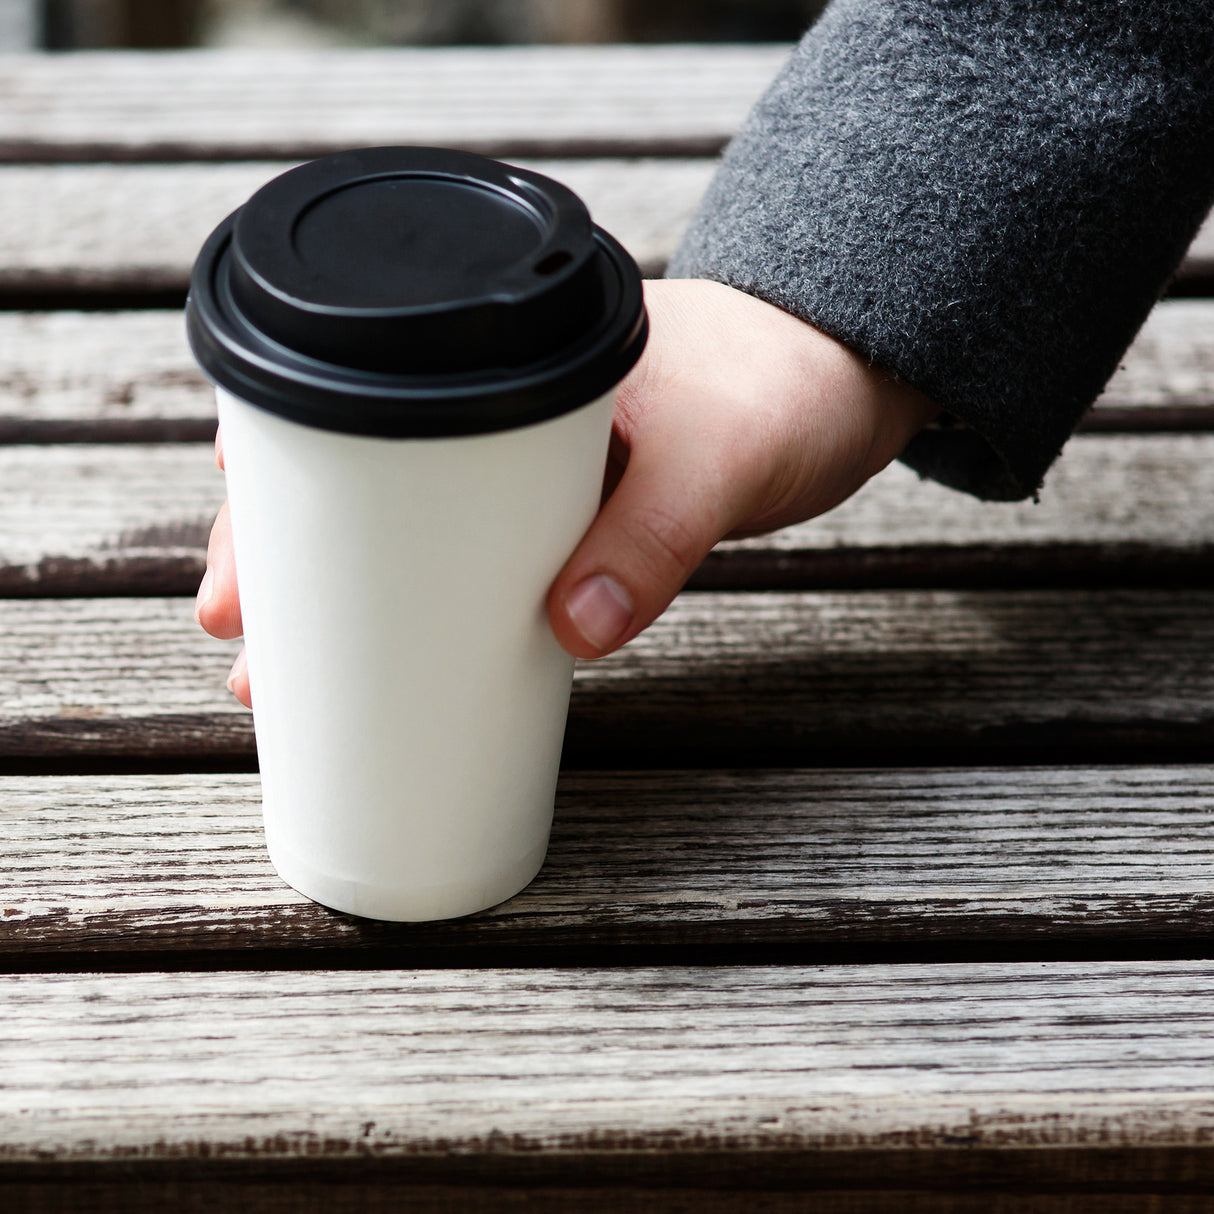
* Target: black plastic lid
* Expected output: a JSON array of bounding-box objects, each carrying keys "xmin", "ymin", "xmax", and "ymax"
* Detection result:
[{"xmin": 185, "ymin": 147, "xmax": 647, "ymax": 437}]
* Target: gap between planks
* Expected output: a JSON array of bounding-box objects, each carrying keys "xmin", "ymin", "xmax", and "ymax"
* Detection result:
[
  {"xmin": 3, "ymin": 767, "xmax": 1214, "ymax": 957},
  {"xmin": 8, "ymin": 1186, "xmax": 1212, "ymax": 1214}
]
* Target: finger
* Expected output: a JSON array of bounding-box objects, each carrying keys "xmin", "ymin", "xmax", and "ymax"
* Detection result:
[
  {"xmin": 226, "ymin": 645, "xmax": 251, "ymax": 709},
  {"xmin": 195, "ymin": 499, "xmax": 244, "ymax": 640},
  {"xmin": 548, "ymin": 427, "xmax": 754, "ymax": 659},
  {"xmin": 599, "ymin": 425, "xmax": 629, "ymax": 506},
  {"xmin": 214, "ymin": 424, "xmax": 224, "ymax": 470}
]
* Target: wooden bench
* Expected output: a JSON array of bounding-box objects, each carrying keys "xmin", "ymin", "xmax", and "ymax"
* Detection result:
[{"xmin": 2, "ymin": 45, "xmax": 1214, "ymax": 1212}]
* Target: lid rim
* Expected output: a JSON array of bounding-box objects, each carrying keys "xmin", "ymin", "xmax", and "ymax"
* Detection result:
[
  {"xmin": 187, "ymin": 304, "xmax": 647, "ymax": 438},
  {"xmin": 186, "ymin": 148, "xmax": 647, "ymax": 438}
]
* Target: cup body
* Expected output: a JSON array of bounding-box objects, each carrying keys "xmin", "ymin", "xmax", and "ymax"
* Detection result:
[
  {"xmin": 187, "ymin": 147, "xmax": 645, "ymax": 921},
  {"xmin": 217, "ymin": 386, "xmax": 615, "ymax": 921}
]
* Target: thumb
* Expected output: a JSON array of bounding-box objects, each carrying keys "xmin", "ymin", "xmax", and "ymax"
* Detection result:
[{"xmin": 547, "ymin": 428, "xmax": 751, "ymax": 659}]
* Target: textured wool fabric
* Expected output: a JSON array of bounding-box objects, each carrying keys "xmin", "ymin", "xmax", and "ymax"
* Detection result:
[{"xmin": 670, "ymin": 0, "xmax": 1214, "ymax": 500}]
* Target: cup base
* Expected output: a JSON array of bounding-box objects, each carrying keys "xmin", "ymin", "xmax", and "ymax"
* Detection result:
[{"xmin": 264, "ymin": 833, "xmax": 551, "ymax": 922}]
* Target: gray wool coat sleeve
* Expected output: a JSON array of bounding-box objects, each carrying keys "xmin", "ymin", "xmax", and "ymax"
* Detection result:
[{"xmin": 668, "ymin": 0, "xmax": 1214, "ymax": 500}]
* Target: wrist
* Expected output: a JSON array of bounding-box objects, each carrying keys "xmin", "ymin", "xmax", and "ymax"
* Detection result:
[
  {"xmin": 862, "ymin": 361, "xmax": 941, "ymax": 476},
  {"xmin": 785, "ymin": 314, "xmax": 940, "ymax": 480}
]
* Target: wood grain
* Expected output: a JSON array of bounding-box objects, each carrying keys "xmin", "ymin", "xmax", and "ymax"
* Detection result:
[
  {"xmin": 2, "ymin": 162, "xmax": 1211, "ymax": 296},
  {"xmin": 0, "ymin": 597, "xmax": 245, "ymax": 759},
  {"xmin": 5, "ymin": 433, "xmax": 1214, "ymax": 595},
  {"xmin": 2, "ymin": 962, "xmax": 1214, "ymax": 1188},
  {"xmin": 708, "ymin": 430, "xmax": 1214, "ymax": 589},
  {"xmin": 0, "ymin": 160, "xmax": 710, "ymax": 292},
  {"xmin": 0, "ymin": 310, "xmax": 214, "ymax": 441},
  {"xmin": 0, "ymin": 46, "xmax": 790, "ymax": 161},
  {"xmin": 3, "ymin": 767, "xmax": 1214, "ymax": 955},
  {"xmin": 0, "ymin": 445, "xmax": 216, "ymax": 594},
  {"xmin": 1095, "ymin": 300, "xmax": 1214, "ymax": 413},
  {"xmin": 577, "ymin": 587, "xmax": 1214, "ymax": 762},
  {"xmin": 0, "ymin": 590, "xmax": 1211, "ymax": 763},
  {"xmin": 3, "ymin": 302, "xmax": 1210, "ymax": 444},
  {"xmin": 3, "ymin": 43, "xmax": 1211, "ymax": 1208}
]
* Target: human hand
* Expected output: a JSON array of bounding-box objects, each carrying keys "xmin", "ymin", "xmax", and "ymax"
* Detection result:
[
  {"xmin": 545, "ymin": 278, "xmax": 938, "ymax": 658},
  {"xmin": 194, "ymin": 429, "xmax": 250, "ymax": 703},
  {"xmin": 196, "ymin": 278, "xmax": 937, "ymax": 704}
]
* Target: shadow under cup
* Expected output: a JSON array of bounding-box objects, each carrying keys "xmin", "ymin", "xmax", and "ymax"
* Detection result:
[{"xmin": 186, "ymin": 146, "xmax": 647, "ymax": 921}]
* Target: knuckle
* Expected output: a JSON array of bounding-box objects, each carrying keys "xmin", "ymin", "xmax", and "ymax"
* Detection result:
[{"xmin": 628, "ymin": 504, "xmax": 703, "ymax": 582}]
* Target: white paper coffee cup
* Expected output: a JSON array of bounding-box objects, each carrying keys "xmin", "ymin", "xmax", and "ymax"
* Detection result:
[{"xmin": 186, "ymin": 148, "xmax": 647, "ymax": 920}]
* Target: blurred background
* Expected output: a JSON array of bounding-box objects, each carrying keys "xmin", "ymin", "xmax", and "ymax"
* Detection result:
[{"xmin": 2, "ymin": 0, "xmax": 828, "ymax": 50}]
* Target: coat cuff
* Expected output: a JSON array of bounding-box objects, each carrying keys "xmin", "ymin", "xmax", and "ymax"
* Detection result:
[{"xmin": 669, "ymin": 0, "xmax": 1214, "ymax": 500}]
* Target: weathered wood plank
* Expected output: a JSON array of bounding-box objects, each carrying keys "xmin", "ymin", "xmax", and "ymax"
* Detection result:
[
  {"xmin": 0, "ymin": 445, "xmax": 216, "ymax": 595},
  {"xmin": 0, "ymin": 590, "xmax": 1211, "ymax": 763},
  {"xmin": 0, "ymin": 46, "xmax": 790, "ymax": 160},
  {"xmin": 2, "ymin": 962, "xmax": 1214, "ymax": 1197},
  {"xmin": 0, "ymin": 311, "xmax": 214, "ymax": 441},
  {"xmin": 2, "ymin": 302, "xmax": 1210, "ymax": 443},
  {"xmin": 577, "ymin": 587, "xmax": 1214, "ymax": 761},
  {"xmin": 0, "ymin": 160, "xmax": 707, "ymax": 292},
  {"xmin": 709, "ymin": 430, "xmax": 1214, "ymax": 589},
  {"xmin": 3, "ymin": 767, "xmax": 1214, "ymax": 955},
  {"xmin": 2, "ymin": 162, "xmax": 1210, "ymax": 296},
  {"xmin": 2, "ymin": 433, "xmax": 1214, "ymax": 596},
  {"xmin": 0, "ymin": 597, "xmax": 244, "ymax": 759},
  {"xmin": 1095, "ymin": 299, "xmax": 1214, "ymax": 414}
]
